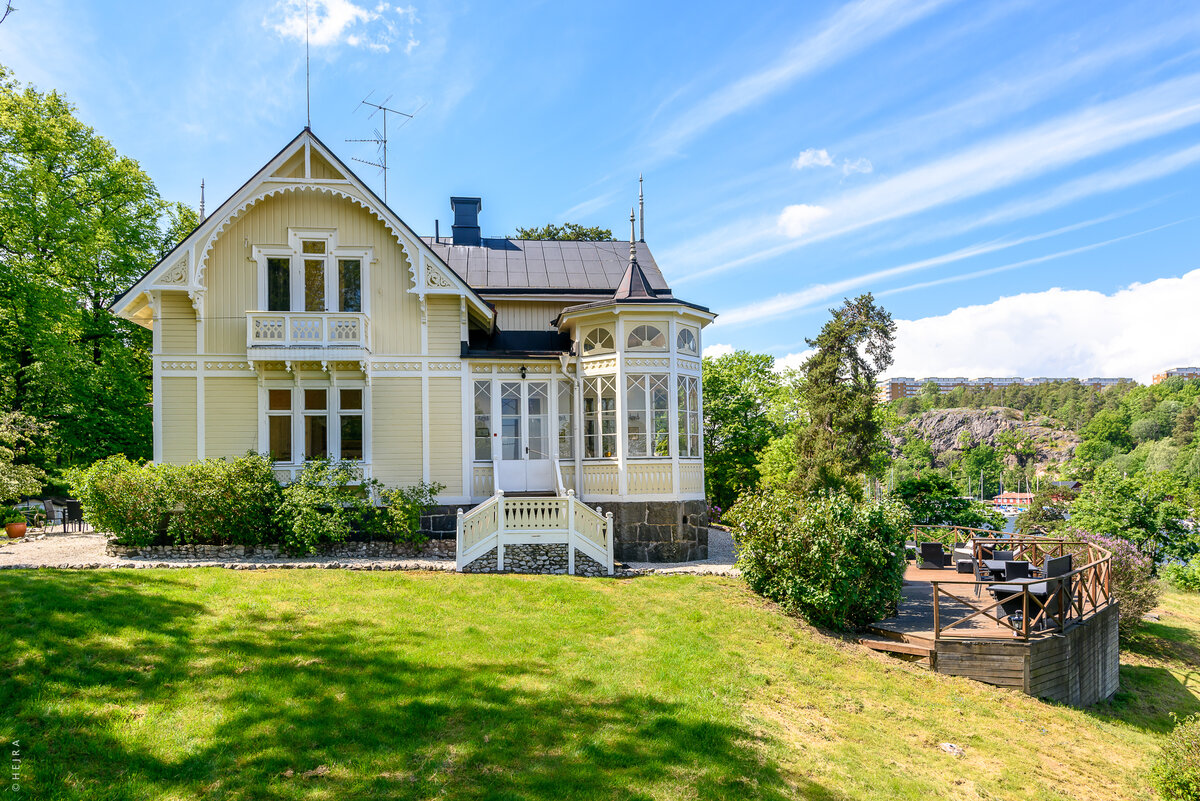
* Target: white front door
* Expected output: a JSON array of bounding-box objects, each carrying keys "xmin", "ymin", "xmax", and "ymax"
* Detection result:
[{"xmin": 497, "ymin": 380, "xmax": 555, "ymax": 493}]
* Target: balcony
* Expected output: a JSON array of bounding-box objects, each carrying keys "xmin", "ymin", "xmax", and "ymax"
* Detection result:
[{"xmin": 246, "ymin": 312, "xmax": 370, "ymax": 359}]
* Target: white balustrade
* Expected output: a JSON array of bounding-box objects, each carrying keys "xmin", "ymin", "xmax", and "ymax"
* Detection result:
[{"xmin": 246, "ymin": 312, "xmax": 370, "ymax": 350}]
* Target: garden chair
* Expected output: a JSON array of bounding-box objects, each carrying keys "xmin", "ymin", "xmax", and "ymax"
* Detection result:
[{"xmin": 919, "ymin": 542, "xmax": 946, "ymax": 570}]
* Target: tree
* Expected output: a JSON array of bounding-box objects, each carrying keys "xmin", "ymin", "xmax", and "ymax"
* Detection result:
[
  {"xmin": 513, "ymin": 223, "xmax": 613, "ymax": 241},
  {"xmin": 1069, "ymin": 465, "xmax": 1195, "ymax": 563},
  {"xmin": 792, "ymin": 294, "xmax": 895, "ymax": 498},
  {"xmin": 0, "ymin": 410, "xmax": 47, "ymax": 502},
  {"xmin": 1014, "ymin": 485, "xmax": 1076, "ymax": 536},
  {"xmin": 701, "ymin": 351, "xmax": 782, "ymax": 512},
  {"xmin": 892, "ymin": 473, "xmax": 1004, "ymax": 530}
]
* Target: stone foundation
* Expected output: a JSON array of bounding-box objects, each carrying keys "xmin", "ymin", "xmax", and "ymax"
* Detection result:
[
  {"xmin": 460, "ymin": 543, "xmax": 610, "ymax": 577},
  {"xmin": 106, "ymin": 539, "xmax": 456, "ymax": 561},
  {"xmin": 605, "ymin": 499, "xmax": 709, "ymax": 562}
]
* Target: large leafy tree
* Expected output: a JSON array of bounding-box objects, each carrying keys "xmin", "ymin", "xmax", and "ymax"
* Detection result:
[
  {"xmin": 513, "ymin": 223, "xmax": 613, "ymax": 241},
  {"xmin": 0, "ymin": 64, "xmax": 181, "ymax": 471},
  {"xmin": 892, "ymin": 473, "xmax": 1004, "ymax": 530},
  {"xmin": 792, "ymin": 293, "xmax": 895, "ymax": 498},
  {"xmin": 1069, "ymin": 464, "xmax": 1195, "ymax": 563},
  {"xmin": 701, "ymin": 350, "xmax": 782, "ymax": 513}
]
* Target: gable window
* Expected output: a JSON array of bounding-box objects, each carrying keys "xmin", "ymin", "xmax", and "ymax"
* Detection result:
[
  {"xmin": 627, "ymin": 374, "xmax": 670, "ymax": 457},
  {"xmin": 677, "ymin": 327, "xmax": 698, "ymax": 355},
  {"xmin": 627, "ymin": 324, "xmax": 666, "ymax": 351},
  {"xmin": 582, "ymin": 327, "xmax": 614, "ymax": 355},
  {"xmin": 583, "ymin": 376, "xmax": 617, "ymax": 458},
  {"xmin": 254, "ymin": 231, "xmax": 370, "ymax": 315}
]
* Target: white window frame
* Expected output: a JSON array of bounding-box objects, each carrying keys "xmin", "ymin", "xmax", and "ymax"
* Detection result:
[
  {"xmin": 582, "ymin": 375, "xmax": 617, "ymax": 459},
  {"xmin": 677, "ymin": 326, "xmax": 698, "ymax": 355},
  {"xmin": 582, "ymin": 326, "xmax": 615, "ymax": 355},
  {"xmin": 626, "ymin": 323, "xmax": 667, "ymax": 352},
  {"xmin": 253, "ymin": 229, "xmax": 372, "ymax": 314},
  {"xmin": 677, "ymin": 375, "xmax": 701, "ymax": 458},
  {"xmin": 626, "ymin": 374, "xmax": 670, "ymax": 458},
  {"xmin": 259, "ymin": 379, "xmax": 370, "ymax": 466}
]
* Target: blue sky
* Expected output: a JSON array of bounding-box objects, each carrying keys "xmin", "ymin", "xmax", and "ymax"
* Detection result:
[{"xmin": 2, "ymin": 0, "xmax": 1199, "ymax": 381}]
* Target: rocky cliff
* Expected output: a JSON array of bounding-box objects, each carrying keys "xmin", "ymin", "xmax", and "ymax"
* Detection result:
[{"xmin": 889, "ymin": 407, "xmax": 1081, "ymax": 467}]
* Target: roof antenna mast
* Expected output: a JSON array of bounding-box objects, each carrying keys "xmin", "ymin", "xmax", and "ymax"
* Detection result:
[
  {"xmin": 347, "ymin": 93, "xmax": 424, "ymax": 204},
  {"xmin": 638, "ymin": 174, "xmax": 645, "ymax": 242},
  {"xmin": 305, "ymin": 0, "xmax": 311, "ymax": 128}
]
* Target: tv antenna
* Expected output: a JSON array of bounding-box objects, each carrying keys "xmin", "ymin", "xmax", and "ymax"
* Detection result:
[{"xmin": 346, "ymin": 93, "xmax": 424, "ymax": 204}]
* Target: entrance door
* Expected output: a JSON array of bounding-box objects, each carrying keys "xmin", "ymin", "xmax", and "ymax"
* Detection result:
[{"xmin": 496, "ymin": 380, "xmax": 555, "ymax": 493}]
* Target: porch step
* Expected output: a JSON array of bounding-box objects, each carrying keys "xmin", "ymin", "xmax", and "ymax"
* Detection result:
[
  {"xmin": 865, "ymin": 624, "xmax": 935, "ymax": 651},
  {"xmin": 502, "ymin": 491, "xmax": 559, "ymax": 498}
]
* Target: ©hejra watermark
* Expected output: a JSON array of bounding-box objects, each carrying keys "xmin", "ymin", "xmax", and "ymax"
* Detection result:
[{"xmin": 9, "ymin": 740, "xmax": 19, "ymax": 794}]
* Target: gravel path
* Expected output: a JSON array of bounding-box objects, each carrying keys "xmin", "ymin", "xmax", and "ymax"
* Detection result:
[{"xmin": 1, "ymin": 527, "xmax": 739, "ymax": 576}]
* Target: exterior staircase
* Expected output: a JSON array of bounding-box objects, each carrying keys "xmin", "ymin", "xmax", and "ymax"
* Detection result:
[{"xmin": 859, "ymin": 627, "xmax": 936, "ymax": 669}]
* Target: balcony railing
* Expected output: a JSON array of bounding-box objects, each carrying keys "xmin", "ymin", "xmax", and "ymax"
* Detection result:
[{"xmin": 246, "ymin": 312, "xmax": 370, "ymax": 350}]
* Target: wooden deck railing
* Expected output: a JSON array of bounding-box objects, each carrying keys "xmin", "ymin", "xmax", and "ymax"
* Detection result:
[
  {"xmin": 455, "ymin": 489, "xmax": 614, "ymax": 575},
  {"xmin": 914, "ymin": 527, "xmax": 1113, "ymax": 641}
]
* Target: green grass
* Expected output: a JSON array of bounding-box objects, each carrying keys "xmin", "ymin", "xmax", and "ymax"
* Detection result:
[{"xmin": 0, "ymin": 570, "xmax": 1196, "ymax": 800}]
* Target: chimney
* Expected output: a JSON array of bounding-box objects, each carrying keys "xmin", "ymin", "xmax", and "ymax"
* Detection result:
[{"xmin": 450, "ymin": 196, "xmax": 482, "ymax": 246}]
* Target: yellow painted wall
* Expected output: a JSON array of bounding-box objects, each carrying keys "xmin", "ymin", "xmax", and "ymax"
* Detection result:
[
  {"xmin": 205, "ymin": 377, "xmax": 259, "ymax": 458},
  {"xmin": 372, "ymin": 378, "xmax": 422, "ymax": 486},
  {"xmin": 427, "ymin": 297, "xmax": 461, "ymax": 356},
  {"xmin": 203, "ymin": 189, "xmax": 421, "ymax": 355},
  {"xmin": 161, "ymin": 377, "xmax": 197, "ymax": 463},
  {"xmin": 428, "ymin": 377, "xmax": 463, "ymax": 494},
  {"xmin": 158, "ymin": 292, "xmax": 196, "ymax": 354},
  {"xmin": 491, "ymin": 300, "xmax": 565, "ymax": 331}
]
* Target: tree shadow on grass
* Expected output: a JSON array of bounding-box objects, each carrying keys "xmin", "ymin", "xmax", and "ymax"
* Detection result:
[
  {"xmin": 0, "ymin": 571, "xmax": 848, "ymax": 801},
  {"xmin": 1086, "ymin": 665, "xmax": 1200, "ymax": 734}
]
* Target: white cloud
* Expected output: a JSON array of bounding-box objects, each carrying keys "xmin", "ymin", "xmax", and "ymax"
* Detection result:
[
  {"xmin": 777, "ymin": 204, "xmax": 830, "ymax": 237},
  {"xmin": 775, "ymin": 349, "xmax": 815, "ymax": 372},
  {"xmin": 888, "ymin": 269, "xmax": 1200, "ymax": 383},
  {"xmin": 842, "ymin": 157, "xmax": 874, "ymax": 175},
  {"xmin": 793, "ymin": 148, "xmax": 835, "ymax": 169},
  {"xmin": 649, "ymin": 0, "xmax": 951, "ymax": 157},
  {"xmin": 702, "ymin": 343, "xmax": 735, "ymax": 359},
  {"xmin": 267, "ymin": 0, "xmax": 419, "ymax": 53}
]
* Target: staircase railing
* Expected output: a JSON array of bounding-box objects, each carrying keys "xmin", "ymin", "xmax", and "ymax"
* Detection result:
[{"xmin": 455, "ymin": 489, "xmax": 614, "ymax": 575}]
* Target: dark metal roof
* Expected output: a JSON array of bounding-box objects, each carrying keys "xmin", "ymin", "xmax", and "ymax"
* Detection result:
[
  {"xmin": 614, "ymin": 253, "xmax": 657, "ymax": 300},
  {"xmin": 420, "ymin": 238, "xmax": 673, "ymax": 294}
]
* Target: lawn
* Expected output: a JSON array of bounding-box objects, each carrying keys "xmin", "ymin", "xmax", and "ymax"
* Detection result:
[{"xmin": 0, "ymin": 570, "xmax": 1196, "ymax": 801}]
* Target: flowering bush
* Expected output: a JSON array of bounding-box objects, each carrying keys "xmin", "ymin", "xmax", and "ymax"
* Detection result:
[
  {"xmin": 1073, "ymin": 529, "xmax": 1161, "ymax": 642},
  {"xmin": 726, "ymin": 489, "xmax": 911, "ymax": 630},
  {"xmin": 167, "ymin": 454, "xmax": 284, "ymax": 546},
  {"xmin": 1150, "ymin": 713, "xmax": 1200, "ymax": 801}
]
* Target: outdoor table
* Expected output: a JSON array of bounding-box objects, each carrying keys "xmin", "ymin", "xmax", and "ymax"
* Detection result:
[
  {"xmin": 986, "ymin": 577, "xmax": 1043, "ymax": 628},
  {"xmin": 983, "ymin": 560, "xmax": 1030, "ymax": 580}
]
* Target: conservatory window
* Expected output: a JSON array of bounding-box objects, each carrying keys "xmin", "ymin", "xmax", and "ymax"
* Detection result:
[
  {"xmin": 627, "ymin": 324, "xmax": 666, "ymax": 351},
  {"xmin": 583, "ymin": 376, "xmax": 617, "ymax": 458},
  {"xmin": 678, "ymin": 376, "xmax": 701, "ymax": 457},
  {"xmin": 582, "ymin": 327, "xmax": 614, "ymax": 355},
  {"xmin": 558, "ymin": 380, "xmax": 574, "ymax": 459},
  {"xmin": 473, "ymin": 381, "xmax": 492, "ymax": 461},
  {"xmin": 626, "ymin": 375, "xmax": 670, "ymax": 457},
  {"xmin": 677, "ymin": 327, "xmax": 698, "ymax": 355}
]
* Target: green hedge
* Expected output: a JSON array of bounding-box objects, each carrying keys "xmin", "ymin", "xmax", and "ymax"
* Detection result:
[
  {"xmin": 1151, "ymin": 713, "xmax": 1200, "ymax": 801},
  {"xmin": 69, "ymin": 454, "xmax": 444, "ymax": 555},
  {"xmin": 726, "ymin": 489, "xmax": 911, "ymax": 630}
]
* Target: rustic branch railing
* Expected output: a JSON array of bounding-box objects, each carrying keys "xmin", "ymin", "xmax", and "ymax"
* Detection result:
[{"xmin": 913, "ymin": 527, "xmax": 1113, "ymax": 641}]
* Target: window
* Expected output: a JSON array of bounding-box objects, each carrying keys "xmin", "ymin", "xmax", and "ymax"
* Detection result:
[
  {"xmin": 304, "ymin": 258, "xmax": 325, "ymax": 311},
  {"xmin": 267, "ymin": 258, "xmax": 290, "ymax": 312},
  {"xmin": 267, "ymin": 389, "xmax": 292, "ymax": 461},
  {"xmin": 582, "ymin": 327, "xmax": 614, "ymax": 354},
  {"xmin": 627, "ymin": 375, "xmax": 669, "ymax": 457},
  {"xmin": 304, "ymin": 389, "xmax": 328, "ymax": 460},
  {"xmin": 627, "ymin": 324, "xmax": 666, "ymax": 351},
  {"xmin": 583, "ymin": 376, "xmax": 616, "ymax": 458},
  {"xmin": 500, "ymin": 382, "xmax": 522, "ymax": 460},
  {"xmin": 678, "ymin": 376, "xmax": 701, "ymax": 457},
  {"xmin": 339, "ymin": 389, "xmax": 363, "ymax": 461},
  {"xmin": 677, "ymin": 327, "xmax": 698, "ymax": 355},
  {"xmin": 473, "ymin": 381, "xmax": 492, "ymax": 461},
  {"xmin": 557, "ymin": 380, "xmax": 573, "ymax": 459},
  {"xmin": 338, "ymin": 259, "xmax": 362, "ymax": 312}
]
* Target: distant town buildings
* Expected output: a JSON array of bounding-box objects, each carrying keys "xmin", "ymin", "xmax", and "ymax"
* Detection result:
[
  {"xmin": 1153, "ymin": 367, "xmax": 1200, "ymax": 384},
  {"xmin": 877, "ymin": 375, "xmax": 1132, "ymax": 402}
]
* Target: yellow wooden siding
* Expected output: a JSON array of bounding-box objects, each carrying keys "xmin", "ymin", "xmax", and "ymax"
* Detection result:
[
  {"xmin": 308, "ymin": 150, "xmax": 343, "ymax": 179},
  {"xmin": 427, "ymin": 297, "xmax": 461, "ymax": 356},
  {"xmin": 158, "ymin": 292, "xmax": 196, "ymax": 354},
  {"xmin": 161, "ymin": 377, "xmax": 197, "ymax": 463},
  {"xmin": 272, "ymin": 149, "xmax": 306, "ymax": 179},
  {"xmin": 428, "ymin": 377, "xmax": 463, "ymax": 494},
  {"xmin": 203, "ymin": 190, "xmax": 420, "ymax": 355},
  {"xmin": 491, "ymin": 300, "xmax": 565, "ymax": 331},
  {"xmin": 205, "ymin": 378, "xmax": 258, "ymax": 458},
  {"xmin": 371, "ymin": 378, "xmax": 422, "ymax": 486}
]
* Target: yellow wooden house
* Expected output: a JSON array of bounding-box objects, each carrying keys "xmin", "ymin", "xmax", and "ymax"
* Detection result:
[{"xmin": 112, "ymin": 129, "xmax": 714, "ymax": 571}]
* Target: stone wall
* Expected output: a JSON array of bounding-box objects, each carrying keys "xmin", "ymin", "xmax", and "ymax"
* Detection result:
[
  {"xmin": 606, "ymin": 499, "xmax": 709, "ymax": 562},
  {"xmin": 460, "ymin": 543, "xmax": 610, "ymax": 577},
  {"xmin": 107, "ymin": 539, "xmax": 456, "ymax": 561},
  {"xmin": 419, "ymin": 505, "xmax": 459, "ymax": 540}
]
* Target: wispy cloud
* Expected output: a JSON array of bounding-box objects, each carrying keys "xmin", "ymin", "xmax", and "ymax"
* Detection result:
[
  {"xmin": 648, "ymin": 0, "xmax": 953, "ymax": 158},
  {"xmin": 267, "ymin": 0, "xmax": 419, "ymax": 53},
  {"xmin": 715, "ymin": 212, "xmax": 1134, "ymax": 328},
  {"xmin": 842, "ymin": 157, "xmax": 873, "ymax": 175},
  {"xmin": 794, "ymin": 148, "xmax": 835, "ymax": 169}
]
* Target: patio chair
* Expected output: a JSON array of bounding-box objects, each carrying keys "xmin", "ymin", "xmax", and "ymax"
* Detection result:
[
  {"xmin": 1004, "ymin": 560, "xmax": 1030, "ymax": 580},
  {"xmin": 42, "ymin": 499, "xmax": 64, "ymax": 529},
  {"xmin": 992, "ymin": 550, "xmax": 1014, "ymax": 562},
  {"xmin": 919, "ymin": 542, "xmax": 946, "ymax": 570},
  {"xmin": 63, "ymin": 499, "xmax": 83, "ymax": 532}
]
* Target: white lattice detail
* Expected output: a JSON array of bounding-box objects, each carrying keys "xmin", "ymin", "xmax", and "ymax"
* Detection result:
[
  {"xmin": 627, "ymin": 461, "xmax": 674, "ymax": 494},
  {"xmin": 329, "ymin": 318, "xmax": 360, "ymax": 341},
  {"xmin": 253, "ymin": 318, "xmax": 285, "ymax": 341},
  {"xmin": 582, "ymin": 463, "xmax": 619, "ymax": 495}
]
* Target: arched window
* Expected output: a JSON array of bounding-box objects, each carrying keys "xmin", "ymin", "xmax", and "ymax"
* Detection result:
[
  {"xmin": 627, "ymin": 324, "xmax": 666, "ymax": 351},
  {"xmin": 677, "ymin": 327, "xmax": 698, "ymax": 355},
  {"xmin": 582, "ymin": 327, "xmax": 614, "ymax": 354}
]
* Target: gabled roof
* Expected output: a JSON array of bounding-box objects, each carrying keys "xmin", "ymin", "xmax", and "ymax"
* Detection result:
[
  {"xmin": 421, "ymin": 238, "xmax": 672, "ymax": 295},
  {"xmin": 111, "ymin": 128, "xmax": 493, "ymax": 324}
]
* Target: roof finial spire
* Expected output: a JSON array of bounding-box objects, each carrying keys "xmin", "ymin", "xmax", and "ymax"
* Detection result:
[
  {"xmin": 638, "ymin": 174, "xmax": 644, "ymax": 242},
  {"xmin": 199, "ymin": 179, "xmax": 206, "ymax": 222},
  {"xmin": 629, "ymin": 208, "xmax": 637, "ymax": 263}
]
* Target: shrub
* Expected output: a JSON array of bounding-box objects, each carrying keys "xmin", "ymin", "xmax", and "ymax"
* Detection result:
[
  {"xmin": 726, "ymin": 489, "xmax": 911, "ymax": 630},
  {"xmin": 69, "ymin": 455, "xmax": 172, "ymax": 546},
  {"xmin": 167, "ymin": 453, "xmax": 284, "ymax": 546},
  {"xmin": 1150, "ymin": 713, "xmax": 1200, "ymax": 801},
  {"xmin": 277, "ymin": 459, "xmax": 376, "ymax": 555},
  {"xmin": 1074, "ymin": 529, "xmax": 1161, "ymax": 642},
  {"xmin": 378, "ymin": 481, "xmax": 445, "ymax": 545},
  {"xmin": 1161, "ymin": 557, "xmax": 1200, "ymax": 593}
]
